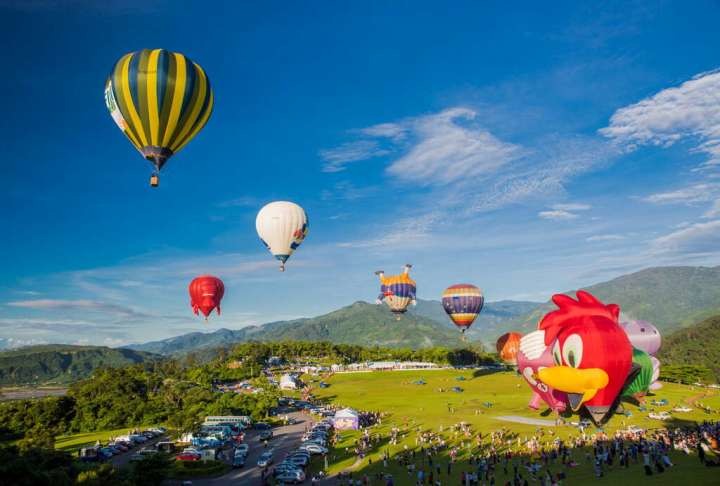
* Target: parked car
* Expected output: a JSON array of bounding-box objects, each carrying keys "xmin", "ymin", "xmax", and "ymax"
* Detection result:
[
  {"xmin": 232, "ymin": 455, "xmax": 246, "ymax": 468},
  {"xmin": 176, "ymin": 453, "xmax": 201, "ymax": 462},
  {"xmin": 673, "ymin": 406, "xmax": 693, "ymax": 413},
  {"xmin": 235, "ymin": 444, "xmax": 249, "ymax": 456},
  {"xmin": 298, "ymin": 443, "xmax": 328, "ymax": 455},
  {"xmin": 156, "ymin": 441, "xmax": 176, "ymax": 453},
  {"xmin": 649, "ymin": 411, "xmax": 672, "ymax": 420},
  {"xmin": 78, "ymin": 446, "xmax": 101, "ymax": 462},
  {"xmin": 287, "ymin": 454, "xmax": 309, "ymax": 467},
  {"xmin": 273, "ymin": 462, "xmax": 303, "ymax": 477},
  {"xmin": 257, "ymin": 451, "xmax": 274, "ymax": 467},
  {"xmin": 275, "ymin": 468, "xmax": 306, "ymax": 484}
]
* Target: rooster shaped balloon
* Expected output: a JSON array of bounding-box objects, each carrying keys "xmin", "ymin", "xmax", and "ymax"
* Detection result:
[
  {"xmin": 535, "ymin": 290, "xmax": 633, "ymax": 424},
  {"xmin": 517, "ymin": 330, "xmax": 567, "ymax": 412}
]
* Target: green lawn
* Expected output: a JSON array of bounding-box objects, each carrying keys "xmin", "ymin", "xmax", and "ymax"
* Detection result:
[
  {"xmin": 55, "ymin": 426, "xmax": 151, "ymax": 452},
  {"xmin": 309, "ymin": 369, "xmax": 720, "ymax": 485}
]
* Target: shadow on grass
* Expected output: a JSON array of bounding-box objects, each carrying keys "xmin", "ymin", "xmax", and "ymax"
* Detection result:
[{"xmin": 471, "ymin": 368, "xmax": 506, "ymax": 379}]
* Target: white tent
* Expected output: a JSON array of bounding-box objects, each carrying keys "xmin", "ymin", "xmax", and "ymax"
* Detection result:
[
  {"xmin": 279, "ymin": 374, "xmax": 298, "ymax": 390},
  {"xmin": 333, "ymin": 408, "xmax": 359, "ymax": 430}
]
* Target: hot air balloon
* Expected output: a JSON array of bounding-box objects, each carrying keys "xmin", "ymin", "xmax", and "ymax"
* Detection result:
[
  {"xmin": 649, "ymin": 356, "xmax": 662, "ymax": 391},
  {"xmin": 536, "ymin": 291, "xmax": 633, "ymax": 424},
  {"xmin": 375, "ymin": 265, "xmax": 416, "ymax": 319},
  {"xmin": 105, "ymin": 49, "xmax": 214, "ymax": 187},
  {"xmin": 620, "ymin": 319, "xmax": 661, "ymax": 356},
  {"xmin": 189, "ymin": 275, "xmax": 224, "ymax": 321},
  {"xmin": 517, "ymin": 330, "xmax": 567, "ymax": 412},
  {"xmin": 622, "ymin": 348, "xmax": 655, "ymax": 402},
  {"xmin": 255, "ymin": 201, "xmax": 309, "ymax": 271},
  {"xmin": 441, "ymin": 284, "xmax": 484, "ymax": 338},
  {"xmin": 496, "ymin": 332, "xmax": 522, "ymax": 365}
]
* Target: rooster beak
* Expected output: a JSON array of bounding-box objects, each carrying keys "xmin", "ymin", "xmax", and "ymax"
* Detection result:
[{"xmin": 537, "ymin": 366, "xmax": 609, "ymax": 411}]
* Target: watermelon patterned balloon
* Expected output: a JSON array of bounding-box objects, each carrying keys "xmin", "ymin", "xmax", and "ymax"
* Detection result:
[{"xmin": 441, "ymin": 284, "xmax": 484, "ymax": 335}]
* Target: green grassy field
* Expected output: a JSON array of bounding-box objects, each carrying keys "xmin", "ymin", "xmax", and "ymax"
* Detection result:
[
  {"xmin": 55, "ymin": 426, "xmax": 152, "ymax": 452},
  {"xmin": 310, "ymin": 369, "xmax": 720, "ymax": 485}
]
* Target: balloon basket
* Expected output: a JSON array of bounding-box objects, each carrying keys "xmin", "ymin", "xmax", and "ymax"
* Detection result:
[{"xmin": 150, "ymin": 174, "xmax": 159, "ymax": 187}]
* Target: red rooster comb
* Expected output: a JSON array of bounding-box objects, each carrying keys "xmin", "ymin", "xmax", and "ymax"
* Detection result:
[{"xmin": 539, "ymin": 290, "xmax": 620, "ymax": 345}]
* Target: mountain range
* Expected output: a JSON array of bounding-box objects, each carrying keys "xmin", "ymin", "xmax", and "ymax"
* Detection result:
[
  {"xmin": 0, "ymin": 345, "xmax": 157, "ymax": 385},
  {"xmin": 126, "ymin": 265, "xmax": 720, "ymax": 356},
  {"xmin": 127, "ymin": 301, "xmax": 485, "ymax": 355}
]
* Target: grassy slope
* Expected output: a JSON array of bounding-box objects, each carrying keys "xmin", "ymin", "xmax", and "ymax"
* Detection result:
[
  {"xmin": 658, "ymin": 314, "xmax": 720, "ymax": 381},
  {"xmin": 55, "ymin": 426, "xmax": 150, "ymax": 452},
  {"xmin": 311, "ymin": 369, "xmax": 720, "ymax": 485}
]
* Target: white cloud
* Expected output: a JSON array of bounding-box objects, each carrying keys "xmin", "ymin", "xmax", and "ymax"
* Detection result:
[
  {"xmin": 586, "ymin": 234, "xmax": 626, "ymax": 242},
  {"xmin": 319, "ymin": 140, "xmax": 390, "ymax": 172},
  {"xmin": 320, "ymin": 181, "xmax": 378, "ymax": 201},
  {"xmin": 652, "ymin": 220, "xmax": 720, "ymax": 254},
  {"xmin": 5, "ymin": 299, "xmax": 146, "ymax": 319},
  {"xmin": 705, "ymin": 200, "xmax": 720, "ymax": 218},
  {"xmin": 538, "ymin": 202, "xmax": 592, "ymax": 221},
  {"xmin": 642, "ymin": 183, "xmax": 720, "ymax": 204},
  {"xmin": 600, "ymin": 68, "xmax": 720, "ymax": 169},
  {"xmin": 385, "ymin": 107, "xmax": 523, "ymax": 185},
  {"xmin": 538, "ymin": 210, "xmax": 578, "ymax": 220},
  {"xmin": 324, "ymin": 108, "xmax": 615, "ymax": 213},
  {"xmin": 337, "ymin": 212, "xmax": 441, "ymax": 249},
  {"xmin": 216, "ymin": 196, "xmax": 260, "ymax": 208},
  {"xmin": 552, "ymin": 203, "xmax": 591, "ymax": 211},
  {"xmin": 358, "ymin": 123, "xmax": 407, "ymax": 141}
]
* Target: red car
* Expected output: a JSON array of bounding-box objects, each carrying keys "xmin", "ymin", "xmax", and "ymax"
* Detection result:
[{"xmin": 176, "ymin": 453, "xmax": 201, "ymax": 462}]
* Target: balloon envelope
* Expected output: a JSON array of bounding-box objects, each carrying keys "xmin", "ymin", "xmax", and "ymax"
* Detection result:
[
  {"xmin": 189, "ymin": 275, "xmax": 224, "ymax": 319},
  {"xmin": 441, "ymin": 284, "xmax": 484, "ymax": 332},
  {"xmin": 376, "ymin": 266, "xmax": 416, "ymax": 315},
  {"xmin": 535, "ymin": 291, "xmax": 632, "ymax": 424},
  {"xmin": 255, "ymin": 201, "xmax": 309, "ymax": 270},
  {"xmin": 496, "ymin": 332, "xmax": 522, "ymax": 364},
  {"xmin": 105, "ymin": 49, "xmax": 213, "ymax": 173},
  {"xmin": 620, "ymin": 319, "xmax": 661, "ymax": 356},
  {"xmin": 517, "ymin": 331, "xmax": 567, "ymax": 412},
  {"xmin": 622, "ymin": 348, "xmax": 654, "ymax": 399}
]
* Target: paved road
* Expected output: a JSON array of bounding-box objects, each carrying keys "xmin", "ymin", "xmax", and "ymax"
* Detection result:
[
  {"xmin": 188, "ymin": 411, "xmax": 310, "ymax": 485},
  {"xmin": 110, "ymin": 434, "xmax": 169, "ymax": 468}
]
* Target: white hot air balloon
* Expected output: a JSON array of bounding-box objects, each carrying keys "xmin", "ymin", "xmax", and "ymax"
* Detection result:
[{"xmin": 256, "ymin": 201, "xmax": 309, "ymax": 271}]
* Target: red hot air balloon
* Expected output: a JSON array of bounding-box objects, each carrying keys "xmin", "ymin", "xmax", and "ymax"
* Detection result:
[{"xmin": 189, "ymin": 275, "xmax": 224, "ymax": 321}]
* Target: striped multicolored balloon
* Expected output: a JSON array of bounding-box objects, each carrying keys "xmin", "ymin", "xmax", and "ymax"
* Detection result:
[
  {"xmin": 442, "ymin": 284, "xmax": 484, "ymax": 334},
  {"xmin": 104, "ymin": 48, "xmax": 213, "ymax": 185}
]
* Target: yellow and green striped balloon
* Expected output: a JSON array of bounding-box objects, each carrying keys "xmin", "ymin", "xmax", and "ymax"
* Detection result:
[{"xmin": 104, "ymin": 48, "xmax": 213, "ymax": 175}]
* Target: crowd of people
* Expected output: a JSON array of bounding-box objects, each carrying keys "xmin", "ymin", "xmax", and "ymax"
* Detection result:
[{"xmin": 329, "ymin": 416, "xmax": 720, "ymax": 485}]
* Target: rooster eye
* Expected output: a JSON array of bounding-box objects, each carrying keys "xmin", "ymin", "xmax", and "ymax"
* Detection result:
[
  {"xmin": 562, "ymin": 334, "xmax": 583, "ymax": 369},
  {"xmin": 552, "ymin": 341, "xmax": 562, "ymax": 366}
]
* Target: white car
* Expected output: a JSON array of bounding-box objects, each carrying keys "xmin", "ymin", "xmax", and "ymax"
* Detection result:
[
  {"xmin": 257, "ymin": 451, "xmax": 274, "ymax": 467},
  {"xmin": 235, "ymin": 444, "xmax": 249, "ymax": 456},
  {"xmin": 649, "ymin": 411, "xmax": 672, "ymax": 421},
  {"xmin": 673, "ymin": 406, "xmax": 692, "ymax": 413},
  {"xmin": 299, "ymin": 443, "xmax": 328, "ymax": 455}
]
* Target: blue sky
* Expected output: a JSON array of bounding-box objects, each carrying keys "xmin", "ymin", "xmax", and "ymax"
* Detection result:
[{"xmin": 2, "ymin": 0, "xmax": 720, "ymax": 347}]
